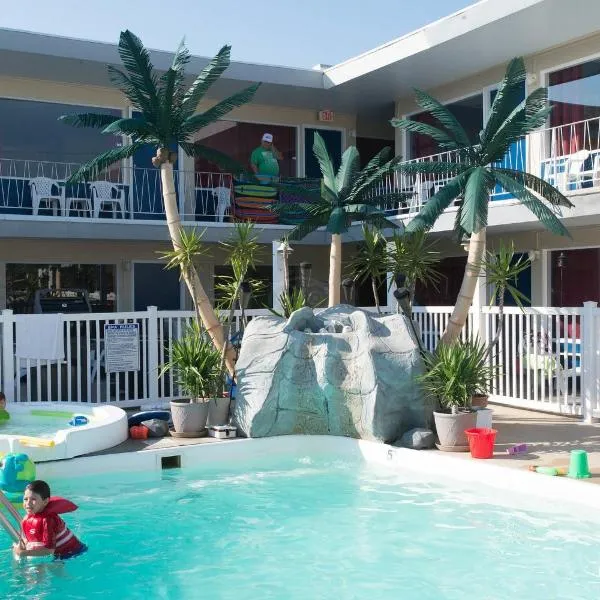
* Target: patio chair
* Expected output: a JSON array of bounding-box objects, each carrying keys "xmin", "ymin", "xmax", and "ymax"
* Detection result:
[
  {"xmin": 29, "ymin": 177, "xmax": 66, "ymax": 216},
  {"xmin": 554, "ymin": 149, "xmax": 590, "ymax": 191},
  {"xmin": 90, "ymin": 181, "xmax": 126, "ymax": 219},
  {"xmin": 214, "ymin": 186, "xmax": 232, "ymax": 222}
]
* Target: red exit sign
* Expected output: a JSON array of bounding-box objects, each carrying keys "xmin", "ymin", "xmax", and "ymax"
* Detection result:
[{"xmin": 318, "ymin": 110, "xmax": 335, "ymax": 122}]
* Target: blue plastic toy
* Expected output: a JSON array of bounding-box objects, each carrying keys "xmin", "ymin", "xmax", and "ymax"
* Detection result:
[
  {"xmin": 0, "ymin": 453, "xmax": 36, "ymax": 504},
  {"xmin": 69, "ymin": 415, "xmax": 89, "ymax": 427}
]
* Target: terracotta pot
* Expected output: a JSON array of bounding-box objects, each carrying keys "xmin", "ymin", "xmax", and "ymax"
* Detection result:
[
  {"xmin": 207, "ymin": 396, "xmax": 231, "ymax": 427},
  {"xmin": 433, "ymin": 410, "xmax": 477, "ymax": 451},
  {"xmin": 170, "ymin": 399, "xmax": 209, "ymax": 434},
  {"xmin": 471, "ymin": 394, "xmax": 489, "ymax": 408}
]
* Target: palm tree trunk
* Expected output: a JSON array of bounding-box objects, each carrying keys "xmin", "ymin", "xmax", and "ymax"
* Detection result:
[
  {"xmin": 329, "ymin": 233, "xmax": 342, "ymax": 307},
  {"xmin": 440, "ymin": 228, "xmax": 486, "ymax": 345},
  {"xmin": 159, "ymin": 159, "xmax": 235, "ymax": 375},
  {"xmin": 371, "ymin": 278, "xmax": 381, "ymax": 314}
]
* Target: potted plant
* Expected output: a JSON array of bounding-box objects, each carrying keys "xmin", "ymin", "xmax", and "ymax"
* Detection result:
[
  {"xmin": 160, "ymin": 321, "xmax": 223, "ymax": 436},
  {"xmin": 419, "ymin": 339, "xmax": 494, "ymax": 451}
]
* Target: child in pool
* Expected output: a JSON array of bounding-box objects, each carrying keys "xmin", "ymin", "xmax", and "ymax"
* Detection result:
[
  {"xmin": 13, "ymin": 480, "xmax": 86, "ymax": 560},
  {"xmin": 0, "ymin": 391, "xmax": 9, "ymax": 420}
]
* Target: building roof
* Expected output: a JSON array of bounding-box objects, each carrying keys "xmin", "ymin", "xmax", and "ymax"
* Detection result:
[{"xmin": 1, "ymin": 0, "xmax": 599, "ymax": 116}]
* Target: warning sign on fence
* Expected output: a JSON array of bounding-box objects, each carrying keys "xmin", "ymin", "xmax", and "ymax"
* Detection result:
[{"xmin": 104, "ymin": 323, "xmax": 140, "ymax": 373}]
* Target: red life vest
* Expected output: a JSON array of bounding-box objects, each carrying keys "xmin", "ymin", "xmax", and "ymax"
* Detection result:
[{"xmin": 21, "ymin": 497, "xmax": 83, "ymax": 558}]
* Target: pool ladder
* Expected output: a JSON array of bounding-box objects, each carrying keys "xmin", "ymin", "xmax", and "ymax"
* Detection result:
[{"xmin": 0, "ymin": 490, "xmax": 23, "ymax": 544}]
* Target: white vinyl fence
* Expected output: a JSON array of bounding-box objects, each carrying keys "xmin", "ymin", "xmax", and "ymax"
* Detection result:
[{"xmin": 1, "ymin": 303, "xmax": 598, "ymax": 419}]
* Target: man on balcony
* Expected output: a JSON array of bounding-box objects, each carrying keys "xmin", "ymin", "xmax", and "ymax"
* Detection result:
[{"xmin": 250, "ymin": 133, "xmax": 283, "ymax": 183}]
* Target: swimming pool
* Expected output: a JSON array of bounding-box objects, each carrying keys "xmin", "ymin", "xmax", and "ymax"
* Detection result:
[
  {"xmin": 0, "ymin": 405, "xmax": 128, "ymax": 461},
  {"xmin": 1, "ymin": 438, "xmax": 599, "ymax": 599}
]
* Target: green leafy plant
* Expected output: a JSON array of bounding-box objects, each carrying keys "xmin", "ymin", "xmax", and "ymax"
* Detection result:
[
  {"xmin": 159, "ymin": 321, "xmax": 222, "ymax": 402},
  {"xmin": 60, "ymin": 31, "xmax": 260, "ymax": 374},
  {"xmin": 418, "ymin": 339, "xmax": 495, "ymax": 412},
  {"xmin": 388, "ymin": 230, "xmax": 441, "ymax": 313},
  {"xmin": 272, "ymin": 132, "xmax": 406, "ymax": 307},
  {"xmin": 391, "ymin": 56, "xmax": 572, "ymax": 345},
  {"xmin": 484, "ymin": 241, "xmax": 531, "ymax": 358},
  {"xmin": 346, "ymin": 225, "xmax": 388, "ymax": 313},
  {"xmin": 268, "ymin": 288, "xmax": 310, "ymax": 319}
]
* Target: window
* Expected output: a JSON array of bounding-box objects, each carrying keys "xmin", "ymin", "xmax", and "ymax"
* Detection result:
[
  {"xmin": 7, "ymin": 264, "xmax": 116, "ymax": 313},
  {"xmin": 193, "ymin": 121, "xmax": 297, "ymax": 177},
  {"xmin": 549, "ymin": 59, "xmax": 600, "ymax": 154},
  {"xmin": 0, "ymin": 99, "xmax": 121, "ymax": 172},
  {"xmin": 408, "ymin": 94, "xmax": 483, "ymax": 159}
]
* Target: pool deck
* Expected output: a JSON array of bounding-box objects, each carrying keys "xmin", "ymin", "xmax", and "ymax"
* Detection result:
[{"xmin": 90, "ymin": 404, "xmax": 600, "ymax": 483}]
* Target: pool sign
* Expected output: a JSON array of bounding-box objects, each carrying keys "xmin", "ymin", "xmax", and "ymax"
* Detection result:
[{"xmin": 104, "ymin": 323, "xmax": 140, "ymax": 373}]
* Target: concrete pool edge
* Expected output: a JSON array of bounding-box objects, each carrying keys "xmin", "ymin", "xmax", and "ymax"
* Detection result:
[
  {"xmin": 34, "ymin": 435, "xmax": 600, "ymax": 510},
  {"xmin": 0, "ymin": 404, "xmax": 128, "ymax": 461}
]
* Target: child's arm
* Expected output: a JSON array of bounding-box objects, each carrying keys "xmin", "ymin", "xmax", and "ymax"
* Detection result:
[{"xmin": 13, "ymin": 542, "xmax": 54, "ymax": 558}]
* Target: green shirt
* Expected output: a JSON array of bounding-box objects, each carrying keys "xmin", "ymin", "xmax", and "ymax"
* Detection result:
[
  {"xmin": 0, "ymin": 409, "xmax": 9, "ymax": 420},
  {"xmin": 250, "ymin": 146, "xmax": 280, "ymax": 177}
]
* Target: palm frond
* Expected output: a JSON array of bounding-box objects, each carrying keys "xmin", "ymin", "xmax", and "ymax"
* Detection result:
[
  {"xmin": 348, "ymin": 155, "xmax": 404, "ymax": 202},
  {"xmin": 394, "ymin": 160, "xmax": 466, "ymax": 177},
  {"xmin": 484, "ymin": 88, "xmax": 550, "ymax": 163},
  {"xmin": 180, "ymin": 142, "xmax": 252, "ymax": 177},
  {"xmin": 405, "ymin": 174, "xmax": 468, "ymax": 233},
  {"xmin": 102, "ymin": 117, "xmax": 158, "ymax": 140},
  {"xmin": 107, "ymin": 66, "xmax": 159, "ymax": 120},
  {"xmin": 117, "ymin": 30, "xmax": 160, "ymax": 115},
  {"xmin": 493, "ymin": 171, "xmax": 571, "ymax": 237},
  {"xmin": 335, "ymin": 146, "xmax": 361, "ymax": 194},
  {"xmin": 459, "ymin": 166, "xmax": 494, "ymax": 234},
  {"xmin": 58, "ymin": 113, "xmax": 121, "ymax": 130},
  {"xmin": 390, "ymin": 118, "xmax": 460, "ymax": 149},
  {"xmin": 327, "ymin": 206, "xmax": 349, "ymax": 234},
  {"xmin": 287, "ymin": 211, "xmax": 329, "ymax": 241},
  {"xmin": 413, "ymin": 88, "xmax": 471, "ymax": 147},
  {"xmin": 181, "ymin": 45, "xmax": 231, "ymax": 119},
  {"xmin": 494, "ymin": 168, "xmax": 573, "ymax": 208},
  {"xmin": 159, "ymin": 38, "xmax": 190, "ymax": 116},
  {"xmin": 349, "ymin": 146, "xmax": 394, "ymax": 193},
  {"xmin": 362, "ymin": 212, "xmax": 403, "ymax": 232},
  {"xmin": 312, "ymin": 132, "xmax": 337, "ymax": 195},
  {"xmin": 67, "ymin": 142, "xmax": 145, "ymax": 183},
  {"xmin": 481, "ymin": 57, "xmax": 526, "ymax": 144},
  {"xmin": 182, "ymin": 84, "xmax": 261, "ymax": 136}
]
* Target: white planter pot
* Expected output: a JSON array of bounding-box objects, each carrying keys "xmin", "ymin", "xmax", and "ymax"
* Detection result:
[
  {"xmin": 433, "ymin": 410, "xmax": 477, "ymax": 450},
  {"xmin": 170, "ymin": 399, "xmax": 209, "ymax": 434},
  {"xmin": 207, "ymin": 397, "xmax": 231, "ymax": 427}
]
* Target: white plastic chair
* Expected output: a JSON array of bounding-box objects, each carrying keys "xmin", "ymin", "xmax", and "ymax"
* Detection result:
[
  {"xmin": 29, "ymin": 177, "xmax": 65, "ymax": 216},
  {"xmin": 90, "ymin": 181, "xmax": 126, "ymax": 219},
  {"xmin": 213, "ymin": 186, "xmax": 232, "ymax": 222},
  {"xmin": 555, "ymin": 149, "xmax": 590, "ymax": 191}
]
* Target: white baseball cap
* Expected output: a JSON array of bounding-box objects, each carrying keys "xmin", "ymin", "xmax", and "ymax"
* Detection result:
[{"xmin": 262, "ymin": 133, "xmax": 273, "ymax": 143}]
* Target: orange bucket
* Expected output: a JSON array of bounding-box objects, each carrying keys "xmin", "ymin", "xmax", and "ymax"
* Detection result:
[{"xmin": 465, "ymin": 428, "xmax": 497, "ymax": 459}]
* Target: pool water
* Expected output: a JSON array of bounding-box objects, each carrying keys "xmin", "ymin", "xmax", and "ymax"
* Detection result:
[
  {"xmin": 1, "ymin": 453, "xmax": 600, "ymax": 599},
  {"xmin": 0, "ymin": 415, "xmax": 68, "ymax": 438}
]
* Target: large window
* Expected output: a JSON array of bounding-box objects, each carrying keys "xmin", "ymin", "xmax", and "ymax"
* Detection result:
[
  {"xmin": 408, "ymin": 94, "xmax": 483, "ymax": 159},
  {"xmin": 193, "ymin": 121, "xmax": 297, "ymax": 177},
  {"xmin": 549, "ymin": 59, "xmax": 600, "ymax": 154},
  {"xmin": 7, "ymin": 264, "xmax": 116, "ymax": 313},
  {"xmin": 0, "ymin": 99, "xmax": 121, "ymax": 167}
]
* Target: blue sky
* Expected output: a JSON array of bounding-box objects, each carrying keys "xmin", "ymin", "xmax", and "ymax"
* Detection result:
[{"xmin": 4, "ymin": 0, "xmax": 476, "ymax": 68}]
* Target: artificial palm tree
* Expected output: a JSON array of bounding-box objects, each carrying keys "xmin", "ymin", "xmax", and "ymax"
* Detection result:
[
  {"xmin": 273, "ymin": 132, "xmax": 405, "ymax": 306},
  {"xmin": 60, "ymin": 31, "xmax": 260, "ymax": 374},
  {"xmin": 391, "ymin": 57, "xmax": 572, "ymax": 344}
]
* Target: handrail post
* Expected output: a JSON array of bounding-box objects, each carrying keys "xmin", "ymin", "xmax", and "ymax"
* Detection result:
[
  {"xmin": 147, "ymin": 306, "xmax": 160, "ymax": 406},
  {"xmin": 2, "ymin": 309, "xmax": 15, "ymax": 404}
]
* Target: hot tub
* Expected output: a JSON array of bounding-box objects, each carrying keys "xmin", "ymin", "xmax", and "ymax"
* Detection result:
[{"xmin": 0, "ymin": 404, "xmax": 128, "ymax": 462}]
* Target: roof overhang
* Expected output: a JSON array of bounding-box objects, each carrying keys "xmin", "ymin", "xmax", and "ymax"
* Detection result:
[{"xmin": 324, "ymin": 0, "xmax": 600, "ymax": 106}]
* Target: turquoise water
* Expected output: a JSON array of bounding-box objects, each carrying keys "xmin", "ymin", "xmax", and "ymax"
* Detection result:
[
  {"xmin": 0, "ymin": 415, "xmax": 67, "ymax": 438},
  {"xmin": 1, "ymin": 452, "xmax": 600, "ymax": 599}
]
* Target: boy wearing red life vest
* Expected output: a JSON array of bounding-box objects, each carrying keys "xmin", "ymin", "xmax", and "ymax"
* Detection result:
[{"xmin": 13, "ymin": 480, "xmax": 86, "ymax": 560}]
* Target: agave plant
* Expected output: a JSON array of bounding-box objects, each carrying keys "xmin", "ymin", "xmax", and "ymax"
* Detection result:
[
  {"xmin": 60, "ymin": 31, "xmax": 260, "ymax": 374},
  {"xmin": 273, "ymin": 132, "xmax": 406, "ymax": 307},
  {"xmin": 392, "ymin": 56, "xmax": 572, "ymax": 345},
  {"xmin": 419, "ymin": 339, "xmax": 495, "ymax": 412},
  {"xmin": 268, "ymin": 288, "xmax": 310, "ymax": 319}
]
